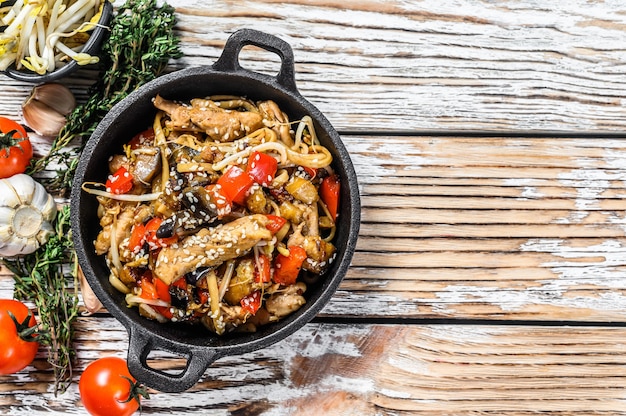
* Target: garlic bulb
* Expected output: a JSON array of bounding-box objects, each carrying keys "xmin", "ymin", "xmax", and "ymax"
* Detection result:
[
  {"xmin": 22, "ymin": 83, "xmax": 76, "ymax": 137},
  {"xmin": 0, "ymin": 174, "xmax": 57, "ymax": 257}
]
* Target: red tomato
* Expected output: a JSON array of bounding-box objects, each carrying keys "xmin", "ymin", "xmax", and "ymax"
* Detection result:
[
  {"xmin": 217, "ymin": 165, "xmax": 255, "ymax": 205},
  {"xmin": 320, "ymin": 174, "xmax": 340, "ymax": 221},
  {"xmin": 0, "ymin": 299, "xmax": 39, "ymax": 375},
  {"xmin": 240, "ymin": 290, "xmax": 262, "ymax": 315},
  {"xmin": 0, "ymin": 117, "xmax": 32, "ymax": 179},
  {"xmin": 79, "ymin": 356, "xmax": 148, "ymax": 416},
  {"xmin": 254, "ymin": 254, "xmax": 271, "ymax": 283},
  {"xmin": 265, "ymin": 215, "xmax": 287, "ymax": 234},
  {"xmin": 274, "ymin": 246, "xmax": 308, "ymax": 286},
  {"xmin": 246, "ymin": 151, "xmax": 277, "ymax": 186},
  {"xmin": 106, "ymin": 166, "xmax": 134, "ymax": 195}
]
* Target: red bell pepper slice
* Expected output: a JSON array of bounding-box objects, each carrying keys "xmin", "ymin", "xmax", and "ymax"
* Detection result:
[
  {"xmin": 139, "ymin": 273, "xmax": 158, "ymax": 300},
  {"xmin": 105, "ymin": 166, "xmax": 133, "ymax": 194},
  {"xmin": 204, "ymin": 184, "xmax": 232, "ymax": 217},
  {"xmin": 246, "ymin": 151, "xmax": 278, "ymax": 187},
  {"xmin": 129, "ymin": 128, "xmax": 155, "ymax": 149},
  {"xmin": 240, "ymin": 290, "xmax": 262, "ymax": 315},
  {"xmin": 320, "ymin": 174, "xmax": 340, "ymax": 221},
  {"xmin": 154, "ymin": 277, "xmax": 171, "ymax": 303},
  {"xmin": 128, "ymin": 223, "xmax": 146, "ymax": 253},
  {"xmin": 145, "ymin": 217, "xmax": 178, "ymax": 250},
  {"xmin": 274, "ymin": 245, "xmax": 307, "ymax": 286},
  {"xmin": 254, "ymin": 254, "xmax": 271, "ymax": 283},
  {"xmin": 217, "ymin": 165, "xmax": 255, "ymax": 205},
  {"xmin": 265, "ymin": 215, "xmax": 287, "ymax": 234}
]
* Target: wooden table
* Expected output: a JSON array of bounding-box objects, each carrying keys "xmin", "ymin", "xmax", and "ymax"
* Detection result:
[{"xmin": 2, "ymin": 1, "xmax": 626, "ymax": 414}]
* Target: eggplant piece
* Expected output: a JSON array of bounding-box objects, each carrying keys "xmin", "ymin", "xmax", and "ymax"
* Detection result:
[
  {"xmin": 169, "ymin": 285, "xmax": 189, "ymax": 310},
  {"xmin": 156, "ymin": 216, "xmax": 176, "ymax": 239},
  {"xmin": 133, "ymin": 148, "xmax": 162, "ymax": 185},
  {"xmin": 181, "ymin": 185, "xmax": 220, "ymax": 221},
  {"xmin": 184, "ymin": 267, "xmax": 213, "ymax": 286}
]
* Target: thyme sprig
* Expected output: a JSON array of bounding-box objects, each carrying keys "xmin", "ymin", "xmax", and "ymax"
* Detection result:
[
  {"xmin": 28, "ymin": 0, "xmax": 182, "ymax": 196},
  {"xmin": 3, "ymin": 205, "xmax": 78, "ymax": 395}
]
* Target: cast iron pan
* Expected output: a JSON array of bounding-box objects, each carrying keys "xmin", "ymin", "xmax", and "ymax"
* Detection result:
[{"xmin": 71, "ymin": 29, "xmax": 361, "ymax": 392}]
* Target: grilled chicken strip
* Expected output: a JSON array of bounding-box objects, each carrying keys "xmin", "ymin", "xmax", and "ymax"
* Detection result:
[
  {"xmin": 154, "ymin": 214, "xmax": 272, "ymax": 284},
  {"xmin": 153, "ymin": 95, "xmax": 264, "ymax": 142}
]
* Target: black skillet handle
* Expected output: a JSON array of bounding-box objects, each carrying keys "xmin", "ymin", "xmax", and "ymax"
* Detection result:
[
  {"xmin": 213, "ymin": 28, "xmax": 298, "ymax": 93},
  {"xmin": 126, "ymin": 328, "xmax": 218, "ymax": 393}
]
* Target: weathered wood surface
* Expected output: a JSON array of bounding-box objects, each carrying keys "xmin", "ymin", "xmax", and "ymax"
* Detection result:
[
  {"xmin": 2, "ymin": 0, "xmax": 626, "ymax": 415},
  {"xmin": 4, "ymin": 320, "xmax": 626, "ymax": 415},
  {"xmin": 2, "ymin": 0, "xmax": 626, "ymax": 133}
]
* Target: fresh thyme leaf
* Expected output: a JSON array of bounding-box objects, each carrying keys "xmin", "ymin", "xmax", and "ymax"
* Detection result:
[
  {"xmin": 3, "ymin": 205, "xmax": 78, "ymax": 395},
  {"xmin": 28, "ymin": 0, "xmax": 182, "ymax": 196}
]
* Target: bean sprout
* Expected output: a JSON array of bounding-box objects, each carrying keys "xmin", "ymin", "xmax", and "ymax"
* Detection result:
[{"xmin": 0, "ymin": 0, "xmax": 105, "ymax": 74}]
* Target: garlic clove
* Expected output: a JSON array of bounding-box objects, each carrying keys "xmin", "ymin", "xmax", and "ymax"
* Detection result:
[
  {"xmin": 22, "ymin": 99, "xmax": 69, "ymax": 137},
  {"xmin": 22, "ymin": 83, "xmax": 76, "ymax": 137},
  {"xmin": 28, "ymin": 83, "xmax": 76, "ymax": 115},
  {"xmin": 79, "ymin": 266, "xmax": 103, "ymax": 315}
]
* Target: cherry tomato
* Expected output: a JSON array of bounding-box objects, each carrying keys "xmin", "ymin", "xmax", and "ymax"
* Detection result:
[
  {"xmin": 320, "ymin": 174, "xmax": 340, "ymax": 221},
  {"xmin": 246, "ymin": 151, "xmax": 277, "ymax": 186},
  {"xmin": 0, "ymin": 117, "xmax": 32, "ymax": 179},
  {"xmin": 79, "ymin": 356, "xmax": 148, "ymax": 416},
  {"xmin": 106, "ymin": 166, "xmax": 134, "ymax": 195},
  {"xmin": 0, "ymin": 299, "xmax": 39, "ymax": 375},
  {"xmin": 217, "ymin": 165, "xmax": 255, "ymax": 205},
  {"xmin": 274, "ymin": 245, "xmax": 308, "ymax": 286}
]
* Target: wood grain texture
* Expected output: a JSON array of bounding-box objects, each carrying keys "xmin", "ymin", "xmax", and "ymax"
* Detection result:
[
  {"xmin": 2, "ymin": 0, "xmax": 626, "ymax": 133},
  {"xmin": 2, "ymin": 1, "xmax": 626, "ymax": 414},
  {"xmin": 3, "ymin": 320, "xmax": 626, "ymax": 415},
  {"xmin": 2, "ymin": 134, "xmax": 626, "ymax": 322}
]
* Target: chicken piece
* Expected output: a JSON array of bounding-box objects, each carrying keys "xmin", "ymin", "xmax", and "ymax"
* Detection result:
[
  {"xmin": 94, "ymin": 206, "xmax": 136, "ymax": 255},
  {"xmin": 258, "ymin": 100, "xmax": 293, "ymax": 146},
  {"xmin": 153, "ymin": 95, "xmax": 264, "ymax": 142},
  {"xmin": 286, "ymin": 207, "xmax": 336, "ymax": 274},
  {"xmin": 266, "ymin": 282, "xmax": 306, "ymax": 319},
  {"xmin": 154, "ymin": 214, "xmax": 272, "ymax": 284}
]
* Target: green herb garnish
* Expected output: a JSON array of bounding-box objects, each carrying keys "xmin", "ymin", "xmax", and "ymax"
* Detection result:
[{"xmin": 29, "ymin": 0, "xmax": 182, "ymax": 196}]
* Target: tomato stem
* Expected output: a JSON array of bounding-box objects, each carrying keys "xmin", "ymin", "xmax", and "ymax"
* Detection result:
[
  {"xmin": 119, "ymin": 376, "xmax": 150, "ymax": 406},
  {"xmin": 0, "ymin": 130, "xmax": 26, "ymax": 154},
  {"xmin": 7, "ymin": 310, "xmax": 46, "ymax": 343}
]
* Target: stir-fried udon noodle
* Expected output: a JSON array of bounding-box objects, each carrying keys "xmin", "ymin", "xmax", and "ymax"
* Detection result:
[{"xmin": 83, "ymin": 95, "xmax": 340, "ymax": 335}]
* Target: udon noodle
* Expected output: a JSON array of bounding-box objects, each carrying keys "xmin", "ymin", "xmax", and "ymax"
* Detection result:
[{"xmin": 83, "ymin": 95, "xmax": 340, "ymax": 335}]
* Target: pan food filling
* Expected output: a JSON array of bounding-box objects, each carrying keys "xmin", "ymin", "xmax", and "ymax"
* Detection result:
[{"xmin": 82, "ymin": 95, "xmax": 340, "ymax": 335}]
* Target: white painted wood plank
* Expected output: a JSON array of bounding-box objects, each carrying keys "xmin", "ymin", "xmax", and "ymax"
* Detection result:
[
  {"xmin": 2, "ymin": 0, "xmax": 626, "ymax": 133},
  {"xmin": 3, "ymin": 321, "xmax": 626, "ymax": 415}
]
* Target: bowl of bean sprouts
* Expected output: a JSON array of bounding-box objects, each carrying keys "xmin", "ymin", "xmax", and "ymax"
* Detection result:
[
  {"xmin": 71, "ymin": 29, "xmax": 361, "ymax": 392},
  {"xmin": 0, "ymin": 0, "xmax": 112, "ymax": 82}
]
